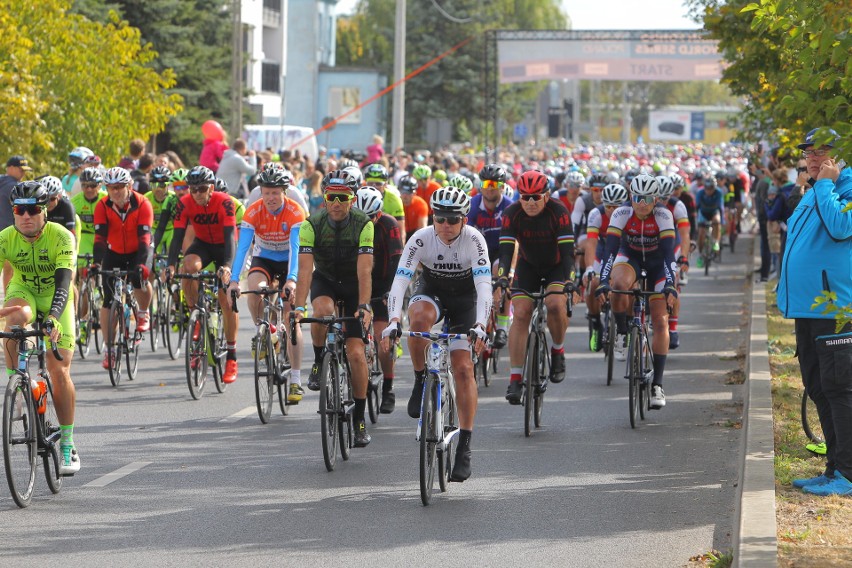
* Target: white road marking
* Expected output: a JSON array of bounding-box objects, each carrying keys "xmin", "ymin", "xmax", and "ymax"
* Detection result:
[
  {"xmin": 219, "ymin": 406, "xmax": 256, "ymax": 423},
  {"xmin": 84, "ymin": 461, "xmax": 152, "ymax": 487}
]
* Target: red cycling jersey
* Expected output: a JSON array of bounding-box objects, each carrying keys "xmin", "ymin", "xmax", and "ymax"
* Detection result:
[
  {"xmin": 93, "ymin": 190, "xmax": 153, "ymax": 266},
  {"xmin": 172, "ymin": 191, "xmax": 236, "ymax": 244}
]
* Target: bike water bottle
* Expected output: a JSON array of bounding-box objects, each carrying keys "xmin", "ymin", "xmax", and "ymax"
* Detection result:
[
  {"xmin": 270, "ymin": 324, "xmax": 280, "ymax": 351},
  {"xmin": 209, "ymin": 311, "xmax": 219, "ymax": 332},
  {"xmin": 31, "ymin": 380, "xmax": 47, "ymax": 414}
]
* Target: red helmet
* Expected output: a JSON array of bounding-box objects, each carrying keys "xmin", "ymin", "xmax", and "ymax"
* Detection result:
[{"xmin": 517, "ymin": 170, "xmax": 548, "ymax": 195}]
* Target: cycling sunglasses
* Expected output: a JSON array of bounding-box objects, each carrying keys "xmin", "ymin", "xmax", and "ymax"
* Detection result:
[
  {"xmin": 172, "ymin": 183, "xmax": 188, "ymax": 191},
  {"xmin": 519, "ymin": 193, "xmax": 545, "ymax": 202},
  {"xmin": 481, "ymin": 179, "xmax": 504, "ymax": 190},
  {"xmin": 189, "ymin": 184, "xmax": 210, "ymax": 194},
  {"xmin": 81, "ymin": 182, "xmax": 101, "ymax": 189},
  {"xmin": 13, "ymin": 204, "xmax": 45, "ymax": 216},
  {"xmin": 631, "ymin": 194, "xmax": 656, "ymax": 205},
  {"xmin": 325, "ymin": 192, "xmax": 355, "ymax": 203},
  {"xmin": 433, "ymin": 214, "xmax": 463, "ymax": 225}
]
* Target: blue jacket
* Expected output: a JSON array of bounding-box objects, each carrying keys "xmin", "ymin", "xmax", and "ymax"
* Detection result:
[{"xmin": 778, "ymin": 167, "xmax": 852, "ymax": 319}]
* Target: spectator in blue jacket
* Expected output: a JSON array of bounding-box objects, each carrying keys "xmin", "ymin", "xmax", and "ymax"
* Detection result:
[{"xmin": 778, "ymin": 127, "xmax": 852, "ymax": 496}]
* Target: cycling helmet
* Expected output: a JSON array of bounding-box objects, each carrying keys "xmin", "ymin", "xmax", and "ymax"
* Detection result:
[
  {"xmin": 447, "ymin": 174, "xmax": 473, "ymax": 195},
  {"xmin": 82, "ymin": 154, "xmax": 102, "ymax": 168},
  {"xmin": 186, "ymin": 165, "xmax": 215, "ymax": 186},
  {"xmin": 479, "ymin": 163, "xmax": 508, "ymax": 183},
  {"xmin": 412, "ymin": 164, "xmax": 432, "ymax": 181},
  {"xmin": 363, "ymin": 163, "xmax": 389, "ymax": 182},
  {"xmin": 517, "ymin": 170, "xmax": 549, "ymax": 195},
  {"xmin": 398, "ymin": 175, "xmax": 417, "ymax": 193},
  {"xmin": 565, "ymin": 171, "xmax": 585, "ymax": 187},
  {"xmin": 430, "ymin": 187, "xmax": 470, "ymax": 216},
  {"xmin": 703, "ymin": 176, "xmax": 717, "ymax": 190},
  {"xmin": 343, "ymin": 165, "xmax": 363, "ymax": 186},
  {"xmin": 39, "ymin": 176, "xmax": 64, "ymax": 198},
  {"xmin": 257, "ymin": 166, "xmax": 290, "ymax": 188},
  {"xmin": 262, "ymin": 161, "xmax": 284, "ymax": 174},
  {"xmin": 103, "ymin": 166, "xmax": 132, "ymax": 186},
  {"xmin": 170, "ymin": 168, "xmax": 189, "ymax": 183},
  {"xmin": 669, "ymin": 173, "xmax": 685, "ymax": 189},
  {"xmin": 655, "ymin": 175, "xmax": 675, "ymax": 199},
  {"xmin": 503, "ymin": 182, "xmax": 516, "ymax": 199},
  {"xmin": 68, "ymin": 146, "xmax": 94, "ymax": 169},
  {"xmin": 79, "ymin": 167, "xmax": 103, "ymax": 185},
  {"xmin": 322, "ymin": 169, "xmax": 359, "ymax": 193},
  {"xmin": 588, "ymin": 173, "xmax": 609, "ymax": 188},
  {"xmin": 10, "ymin": 180, "xmax": 49, "ymax": 206},
  {"xmin": 150, "ymin": 165, "xmax": 172, "ymax": 185},
  {"xmin": 433, "ymin": 169, "xmax": 448, "ymax": 184},
  {"xmin": 355, "ymin": 186, "xmax": 384, "ymax": 217},
  {"xmin": 338, "ymin": 158, "xmax": 359, "ymax": 169},
  {"xmin": 623, "ymin": 167, "xmax": 641, "ymax": 185},
  {"xmin": 214, "ymin": 178, "xmax": 229, "ymax": 193},
  {"xmin": 605, "ymin": 171, "xmax": 621, "ymax": 184},
  {"xmin": 629, "ymin": 174, "xmax": 659, "ymax": 197},
  {"xmin": 601, "ymin": 183, "xmax": 629, "ymax": 207}
]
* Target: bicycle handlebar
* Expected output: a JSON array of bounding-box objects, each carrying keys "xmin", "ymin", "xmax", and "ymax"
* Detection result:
[{"xmin": 0, "ymin": 326, "xmax": 63, "ymax": 361}]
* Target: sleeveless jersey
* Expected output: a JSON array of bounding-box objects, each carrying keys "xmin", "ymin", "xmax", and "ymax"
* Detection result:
[{"xmin": 299, "ymin": 208, "xmax": 373, "ymax": 283}]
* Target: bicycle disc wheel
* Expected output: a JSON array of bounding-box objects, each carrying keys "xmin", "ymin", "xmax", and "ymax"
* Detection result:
[
  {"xmin": 801, "ymin": 391, "xmax": 824, "ymax": 444},
  {"xmin": 107, "ymin": 303, "xmax": 124, "ymax": 387},
  {"xmin": 76, "ymin": 280, "xmax": 91, "ymax": 359},
  {"xmin": 125, "ymin": 306, "xmax": 139, "ymax": 381},
  {"xmin": 3, "ymin": 375, "xmax": 37, "ymax": 508},
  {"xmin": 211, "ymin": 314, "xmax": 227, "ymax": 394},
  {"xmin": 534, "ymin": 335, "xmax": 546, "ymax": 428},
  {"xmin": 628, "ymin": 328, "xmax": 640, "ymax": 429},
  {"xmin": 254, "ymin": 324, "xmax": 274, "ymax": 424},
  {"xmin": 605, "ymin": 311, "xmax": 616, "ymax": 386},
  {"xmin": 149, "ymin": 279, "xmax": 161, "ymax": 352},
  {"xmin": 419, "ymin": 376, "xmax": 438, "ymax": 505},
  {"xmin": 319, "ymin": 352, "xmax": 338, "ymax": 471},
  {"xmin": 523, "ymin": 332, "xmax": 538, "ymax": 438},
  {"xmin": 438, "ymin": 378, "xmax": 457, "ymax": 493},
  {"xmin": 39, "ymin": 379, "xmax": 62, "ymax": 494},
  {"xmin": 185, "ymin": 310, "xmax": 208, "ymax": 400}
]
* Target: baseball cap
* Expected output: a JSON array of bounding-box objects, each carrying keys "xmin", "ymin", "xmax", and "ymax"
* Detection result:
[
  {"xmin": 797, "ymin": 128, "xmax": 839, "ymax": 150},
  {"xmin": 6, "ymin": 155, "xmax": 32, "ymax": 171}
]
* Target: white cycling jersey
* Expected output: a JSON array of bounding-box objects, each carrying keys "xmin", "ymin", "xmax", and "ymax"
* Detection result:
[{"xmin": 387, "ymin": 225, "xmax": 492, "ymax": 326}]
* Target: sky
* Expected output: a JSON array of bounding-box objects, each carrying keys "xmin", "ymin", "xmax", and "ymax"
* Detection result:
[{"xmin": 334, "ymin": 0, "xmax": 700, "ymax": 30}]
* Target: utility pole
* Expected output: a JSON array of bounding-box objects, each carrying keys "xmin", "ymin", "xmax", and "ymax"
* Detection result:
[
  {"xmin": 391, "ymin": 0, "xmax": 406, "ymax": 152},
  {"xmin": 230, "ymin": 0, "xmax": 243, "ymax": 141}
]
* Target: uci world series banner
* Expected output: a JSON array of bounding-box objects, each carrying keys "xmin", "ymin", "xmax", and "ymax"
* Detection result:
[{"xmin": 497, "ymin": 30, "xmax": 723, "ymax": 83}]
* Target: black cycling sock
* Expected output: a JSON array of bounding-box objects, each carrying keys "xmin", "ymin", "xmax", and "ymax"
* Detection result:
[
  {"xmin": 313, "ymin": 345, "xmax": 323, "ymax": 365},
  {"xmin": 615, "ymin": 313, "xmax": 629, "ymax": 335},
  {"xmin": 653, "ymin": 354, "xmax": 666, "ymax": 386},
  {"xmin": 382, "ymin": 377, "xmax": 394, "ymax": 393},
  {"xmin": 414, "ymin": 368, "xmax": 427, "ymax": 381},
  {"xmin": 458, "ymin": 429, "xmax": 472, "ymax": 451},
  {"xmin": 353, "ymin": 397, "xmax": 366, "ymax": 423}
]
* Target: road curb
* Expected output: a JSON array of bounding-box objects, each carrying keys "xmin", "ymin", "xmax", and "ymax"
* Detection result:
[{"xmin": 734, "ymin": 237, "xmax": 778, "ymax": 567}]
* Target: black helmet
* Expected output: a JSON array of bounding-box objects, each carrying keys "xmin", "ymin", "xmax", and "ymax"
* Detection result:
[
  {"xmin": 186, "ymin": 165, "xmax": 215, "ymax": 186},
  {"xmin": 321, "ymin": 169, "xmax": 359, "ymax": 193},
  {"xmin": 10, "ymin": 180, "xmax": 49, "ymax": 206},
  {"xmin": 257, "ymin": 167, "xmax": 290, "ymax": 188},
  {"xmin": 363, "ymin": 163, "xmax": 389, "ymax": 182},
  {"xmin": 479, "ymin": 163, "xmax": 508, "ymax": 183},
  {"xmin": 150, "ymin": 165, "xmax": 172, "ymax": 184},
  {"xmin": 588, "ymin": 173, "xmax": 609, "ymax": 188},
  {"xmin": 398, "ymin": 175, "xmax": 417, "ymax": 193},
  {"xmin": 79, "ymin": 167, "xmax": 103, "ymax": 185},
  {"xmin": 214, "ymin": 178, "xmax": 229, "ymax": 193}
]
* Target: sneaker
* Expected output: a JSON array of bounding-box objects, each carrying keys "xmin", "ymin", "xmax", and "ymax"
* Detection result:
[
  {"xmin": 793, "ymin": 473, "xmax": 834, "ymax": 489},
  {"xmin": 136, "ymin": 313, "xmax": 150, "ymax": 333},
  {"xmin": 713, "ymin": 241, "xmax": 720, "ymax": 252},
  {"xmin": 806, "ymin": 442, "xmax": 827, "ymax": 456},
  {"xmin": 59, "ymin": 445, "xmax": 81, "ymax": 476},
  {"xmin": 287, "ymin": 383, "xmax": 304, "ymax": 403},
  {"xmin": 803, "ymin": 472, "xmax": 852, "ymax": 496},
  {"xmin": 615, "ymin": 334, "xmax": 627, "ymax": 361},
  {"xmin": 102, "ymin": 351, "xmax": 114, "ymax": 369},
  {"xmin": 492, "ymin": 329, "xmax": 508, "ymax": 349},
  {"xmin": 669, "ymin": 331, "xmax": 680, "ymax": 350},
  {"xmin": 380, "ymin": 390, "xmax": 396, "ymax": 414},
  {"xmin": 307, "ymin": 363, "xmax": 321, "ymax": 391},
  {"xmin": 680, "ymin": 272, "xmax": 688, "ymax": 285},
  {"xmin": 223, "ymin": 360, "xmax": 238, "ymax": 384},
  {"xmin": 650, "ymin": 385, "xmax": 666, "ymax": 409},
  {"xmin": 354, "ymin": 420, "xmax": 371, "ymax": 447},
  {"xmin": 505, "ymin": 381, "xmax": 523, "ymax": 405},
  {"xmin": 550, "ymin": 351, "xmax": 566, "ymax": 383},
  {"xmin": 450, "ymin": 446, "xmax": 472, "ymax": 482},
  {"xmin": 696, "ymin": 257, "xmax": 705, "ymax": 269},
  {"xmin": 407, "ymin": 375, "xmax": 424, "ymax": 418}
]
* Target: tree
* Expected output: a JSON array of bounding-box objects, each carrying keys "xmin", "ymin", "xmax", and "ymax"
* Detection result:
[{"xmin": 0, "ymin": 0, "xmax": 182, "ymax": 173}]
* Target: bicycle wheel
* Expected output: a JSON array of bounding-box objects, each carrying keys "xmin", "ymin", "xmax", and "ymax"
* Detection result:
[
  {"xmin": 801, "ymin": 391, "xmax": 824, "ymax": 444},
  {"xmin": 605, "ymin": 310, "xmax": 616, "ymax": 386},
  {"xmin": 107, "ymin": 303, "xmax": 124, "ymax": 387},
  {"xmin": 438, "ymin": 377, "xmax": 457, "ymax": 493},
  {"xmin": 210, "ymin": 313, "xmax": 227, "ymax": 394},
  {"xmin": 76, "ymin": 279, "xmax": 92, "ymax": 359},
  {"xmin": 419, "ymin": 375, "xmax": 438, "ymax": 505},
  {"xmin": 165, "ymin": 287, "xmax": 184, "ymax": 360},
  {"xmin": 149, "ymin": 279, "xmax": 161, "ymax": 352},
  {"xmin": 91, "ymin": 281, "xmax": 104, "ymax": 355},
  {"xmin": 253, "ymin": 324, "xmax": 274, "ymax": 424},
  {"xmin": 3, "ymin": 375, "xmax": 37, "ymax": 508},
  {"xmin": 125, "ymin": 305, "xmax": 140, "ymax": 381},
  {"xmin": 366, "ymin": 338, "xmax": 380, "ymax": 424},
  {"xmin": 639, "ymin": 330, "xmax": 653, "ymax": 421},
  {"xmin": 275, "ymin": 328, "xmax": 291, "ymax": 416},
  {"xmin": 522, "ymin": 332, "xmax": 538, "ymax": 438},
  {"xmin": 39, "ymin": 379, "xmax": 62, "ymax": 494},
  {"xmin": 628, "ymin": 327, "xmax": 640, "ymax": 429},
  {"xmin": 185, "ymin": 310, "xmax": 208, "ymax": 400},
  {"xmin": 339, "ymin": 361, "xmax": 352, "ymax": 462},
  {"xmin": 318, "ymin": 351, "xmax": 338, "ymax": 471},
  {"xmin": 534, "ymin": 333, "xmax": 546, "ymax": 428}
]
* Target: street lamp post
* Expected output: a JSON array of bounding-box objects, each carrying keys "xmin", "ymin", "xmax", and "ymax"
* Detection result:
[{"xmin": 391, "ymin": 0, "xmax": 406, "ymax": 152}]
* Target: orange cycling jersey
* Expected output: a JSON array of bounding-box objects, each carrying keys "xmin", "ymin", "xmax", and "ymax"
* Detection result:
[{"xmin": 240, "ymin": 198, "xmax": 305, "ymax": 253}]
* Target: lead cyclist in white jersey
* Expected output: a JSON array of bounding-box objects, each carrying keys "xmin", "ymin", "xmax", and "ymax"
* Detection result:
[{"xmin": 382, "ymin": 187, "xmax": 492, "ymax": 482}]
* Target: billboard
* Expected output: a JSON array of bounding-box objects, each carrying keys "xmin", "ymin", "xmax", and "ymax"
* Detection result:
[{"xmin": 649, "ymin": 110, "xmax": 705, "ymax": 141}]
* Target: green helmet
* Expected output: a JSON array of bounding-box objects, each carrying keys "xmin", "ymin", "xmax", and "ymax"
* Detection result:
[
  {"xmin": 363, "ymin": 163, "xmax": 389, "ymax": 182},
  {"xmin": 433, "ymin": 169, "xmax": 448, "ymax": 184},
  {"xmin": 170, "ymin": 168, "xmax": 189, "ymax": 183},
  {"xmin": 447, "ymin": 174, "xmax": 473, "ymax": 195},
  {"xmin": 412, "ymin": 164, "xmax": 432, "ymax": 181}
]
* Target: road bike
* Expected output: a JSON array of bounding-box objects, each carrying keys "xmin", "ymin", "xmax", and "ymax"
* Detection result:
[
  {"xmin": 1, "ymin": 325, "xmax": 64, "ymax": 508},
  {"xmin": 291, "ymin": 302, "xmax": 365, "ymax": 472},
  {"xmin": 75, "ymin": 253, "xmax": 103, "ymax": 360},
  {"xmin": 473, "ymin": 287, "xmax": 506, "ymax": 389},
  {"xmin": 601, "ymin": 299, "xmax": 616, "ymax": 386},
  {"xmin": 243, "ymin": 284, "xmax": 293, "ymax": 423},
  {"xmin": 163, "ymin": 274, "xmax": 188, "ymax": 360},
  {"xmin": 698, "ymin": 221, "xmax": 720, "ymax": 275},
  {"xmin": 147, "ymin": 254, "xmax": 169, "ymax": 353},
  {"xmin": 103, "ymin": 268, "xmax": 143, "ymax": 387}
]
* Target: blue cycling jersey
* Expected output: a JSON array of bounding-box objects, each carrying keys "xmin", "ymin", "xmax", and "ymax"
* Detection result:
[
  {"xmin": 466, "ymin": 194, "xmax": 512, "ymax": 262},
  {"xmin": 695, "ymin": 188, "xmax": 724, "ymax": 218}
]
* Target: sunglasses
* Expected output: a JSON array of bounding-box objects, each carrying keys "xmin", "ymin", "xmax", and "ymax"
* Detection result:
[
  {"xmin": 81, "ymin": 183, "xmax": 100, "ymax": 189},
  {"xmin": 631, "ymin": 194, "xmax": 656, "ymax": 205},
  {"xmin": 519, "ymin": 193, "xmax": 544, "ymax": 202},
  {"xmin": 324, "ymin": 193, "xmax": 355, "ymax": 203},
  {"xmin": 172, "ymin": 183, "xmax": 188, "ymax": 191},
  {"xmin": 433, "ymin": 215, "xmax": 463, "ymax": 225},
  {"xmin": 13, "ymin": 204, "xmax": 45, "ymax": 216},
  {"xmin": 189, "ymin": 184, "xmax": 210, "ymax": 194},
  {"xmin": 796, "ymin": 166, "xmax": 808, "ymax": 173},
  {"xmin": 482, "ymin": 179, "xmax": 504, "ymax": 190},
  {"xmin": 106, "ymin": 184, "xmax": 128, "ymax": 191}
]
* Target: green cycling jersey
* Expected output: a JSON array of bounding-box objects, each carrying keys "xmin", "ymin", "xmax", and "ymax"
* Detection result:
[
  {"xmin": 299, "ymin": 208, "xmax": 374, "ymax": 282},
  {"xmin": 71, "ymin": 190, "xmax": 106, "ymax": 262}
]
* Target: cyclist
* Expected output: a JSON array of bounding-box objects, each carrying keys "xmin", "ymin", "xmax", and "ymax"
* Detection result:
[
  {"xmin": 399, "ymin": 175, "xmax": 428, "ymax": 241},
  {"xmin": 412, "ymin": 164, "xmax": 441, "ymax": 216},
  {"xmin": 293, "ymin": 170, "xmax": 375, "ymax": 447},
  {"xmin": 146, "ymin": 165, "xmax": 178, "ymax": 256},
  {"xmin": 0, "ymin": 181, "xmax": 80, "ymax": 474},
  {"xmin": 467, "ymin": 163, "xmax": 514, "ymax": 348},
  {"xmin": 572, "ymin": 173, "xmax": 608, "ymax": 275},
  {"xmin": 670, "ymin": 173, "xmax": 696, "ymax": 245},
  {"xmin": 62, "ymin": 146, "xmax": 94, "ymax": 196},
  {"xmin": 353, "ymin": 186, "xmax": 403, "ymax": 414},
  {"xmin": 497, "ymin": 170, "xmax": 575, "ymax": 404},
  {"xmin": 228, "ymin": 167, "xmax": 306, "ymax": 402},
  {"xmin": 583, "ymin": 183, "xmax": 628, "ymax": 351},
  {"xmin": 364, "ymin": 163, "xmax": 406, "ymax": 243},
  {"xmin": 656, "ymin": 175, "xmax": 691, "ymax": 349},
  {"xmin": 595, "ymin": 174, "xmax": 678, "ymax": 409},
  {"xmin": 382, "ymin": 187, "xmax": 491, "ymax": 482},
  {"xmin": 165, "ymin": 165, "xmax": 240, "ymax": 384},
  {"xmin": 93, "ymin": 167, "xmax": 154, "ymax": 368},
  {"xmin": 41, "ymin": 176, "xmax": 78, "ymax": 243},
  {"xmin": 553, "ymin": 170, "xmax": 585, "ymax": 215},
  {"xmin": 695, "ymin": 176, "xmax": 725, "ymax": 269},
  {"xmin": 70, "ymin": 168, "xmax": 107, "ymax": 345}
]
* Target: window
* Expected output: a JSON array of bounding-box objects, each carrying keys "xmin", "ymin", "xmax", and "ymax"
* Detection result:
[{"xmin": 261, "ymin": 62, "xmax": 280, "ymax": 93}]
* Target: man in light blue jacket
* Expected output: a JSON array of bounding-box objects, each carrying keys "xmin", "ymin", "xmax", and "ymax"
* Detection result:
[{"xmin": 778, "ymin": 127, "xmax": 852, "ymax": 496}]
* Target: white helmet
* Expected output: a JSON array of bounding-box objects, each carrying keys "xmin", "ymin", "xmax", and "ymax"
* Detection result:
[
  {"xmin": 565, "ymin": 171, "xmax": 585, "ymax": 187},
  {"xmin": 601, "ymin": 183, "xmax": 628, "ymax": 207},
  {"xmin": 430, "ymin": 187, "xmax": 470, "ymax": 216},
  {"xmin": 40, "ymin": 175, "xmax": 64, "ymax": 198},
  {"xmin": 629, "ymin": 174, "xmax": 659, "ymax": 197},
  {"xmin": 343, "ymin": 166, "xmax": 363, "ymax": 186},
  {"xmin": 354, "ymin": 186, "xmax": 384, "ymax": 217},
  {"xmin": 655, "ymin": 175, "xmax": 674, "ymax": 199},
  {"xmin": 104, "ymin": 166, "xmax": 132, "ymax": 186}
]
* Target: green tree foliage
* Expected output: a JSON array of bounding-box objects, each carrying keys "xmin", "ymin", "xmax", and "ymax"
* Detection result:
[
  {"xmin": 698, "ymin": 0, "xmax": 851, "ymax": 155},
  {"xmin": 337, "ymin": 0, "xmax": 567, "ymax": 147},
  {"xmin": 0, "ymin": 0, "xmax": 182, "ymax": 174}
]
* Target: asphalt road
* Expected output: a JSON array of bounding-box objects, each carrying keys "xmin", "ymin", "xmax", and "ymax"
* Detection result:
[{"xmin": 1, "ymin": 237, "xmax": 752, "ymax": 568}]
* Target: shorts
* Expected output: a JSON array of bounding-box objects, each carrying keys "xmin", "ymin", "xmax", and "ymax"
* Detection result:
[
  {"xmin": 310, "ymin": 272, "xmax": 364, "ymax": 340},
  {"xmin": 410, "ymin": 278, "xmax": 476, "ymax": 352},
  {"xmin": 186, "ymin": 239, "xmax": 227, "ymax": 272},
  {"xmin": 370, "ymin": 285, "xmax": 390, "ymax": 322},
  {"xmin": 102, "ymin": 251, "xmax": 147, "ymax": 308},
  {"xmin": 612, "ymin": 252, "xmax": 671, "ymax": 294},
  {"xmin": 248, "ymin": 256, "xmax": 290, "ymax": 286},
  {"xmin": 697, "ymin": 211, "xmax": 720, "ymax": 226},
  {"xmin": 4, "ymin": 285, "xmax": 75, "ymax": 351},
  {"xmin": 511, "ymin": 258, "xmax": 568, "ymax": 299}
]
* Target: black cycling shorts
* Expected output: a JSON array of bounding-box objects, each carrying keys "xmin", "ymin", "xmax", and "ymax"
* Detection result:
[
  {"xmin": 185, "ymin": 239, "xmax": 227, "ymax": 272},
  {"xmin": 102, "ymin": 251, "xmax": 146, "ymax": 308},
  {"xmin": 310, "ymin": 272, "xmax": 364, "ymax": 339},
  {"xmin": 511, "ymin": 258, "xmax": 568, "ymax": 299},
  {"xmin": 248, "ymin": 256, "xmax": 290, "ymax": 285},
  {"xmin": 370, "ymin": 285, "xmax": 390, "ymax": 322},
  {"xmin": 410, "ymin": 278, "xmax": 476, "ymax": 335}
]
